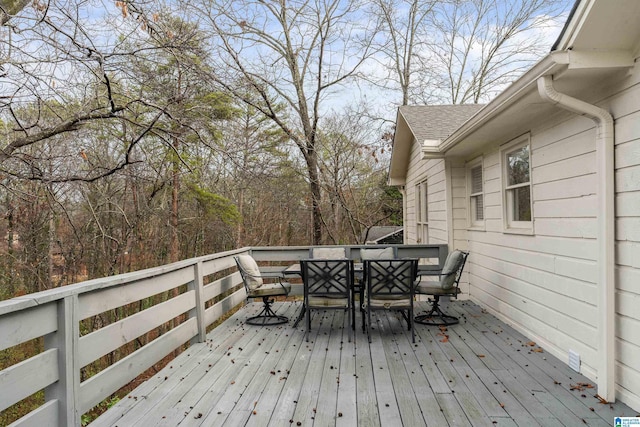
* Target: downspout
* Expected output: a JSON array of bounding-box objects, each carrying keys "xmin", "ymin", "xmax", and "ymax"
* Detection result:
[{"xmin": 537, "ymin": 75, "xmax": 615, "ymax": 402}]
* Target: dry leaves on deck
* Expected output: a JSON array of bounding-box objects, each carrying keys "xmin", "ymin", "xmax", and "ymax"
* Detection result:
[{"xmin": 437, "ymin": 325, "xmax": 449, "ymax": 342}]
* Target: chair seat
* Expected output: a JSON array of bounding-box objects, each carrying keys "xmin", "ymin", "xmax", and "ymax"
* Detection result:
[
  {"xmin": 367, "ymin": 297, "xmax": 411, "ymax": 308},
  {"xmin": 308, "ymin": 296, "xmax": 349, "ymax": 307},
  {"xmin": 416, "ymin": 280, "xmax": 461, "ymax": 296},
  {"xmin": 247, "ymin": 282, "xmax": 291, "ymax": 298}
]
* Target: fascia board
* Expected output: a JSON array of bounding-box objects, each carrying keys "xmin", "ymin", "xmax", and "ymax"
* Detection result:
[
  {"xmin": 388, "ymin": 109, "xmax": 412, "ymax": 186},
  {"xmin": 436, "ymin": 54, "xmax": 567, "ymax": 155}
]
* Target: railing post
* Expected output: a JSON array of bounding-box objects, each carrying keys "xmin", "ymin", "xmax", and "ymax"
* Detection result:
[
  {"xmin": 190, "ymin": 261, "xmax": 207, "ymax": 344},
  {"xmin": 44, "ymin": 295, "xmax": 80, "ymax": 426}
]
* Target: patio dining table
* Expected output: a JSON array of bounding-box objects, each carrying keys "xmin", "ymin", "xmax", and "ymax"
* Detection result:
[{"xmin": 283, "ymin": 261, "xmax": 440, "ymax": 329}]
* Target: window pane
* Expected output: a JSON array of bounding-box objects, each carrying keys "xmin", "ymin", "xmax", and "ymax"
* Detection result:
[
  {"xmin": 471, "ymin": 166, "xmax": 482, "ymax": 194},
  {"xmin": 511, "ymin": 186, "xmax": 531, "ymax": 221},
  {"xmin": 474, "ymin": 195, "xmax": 484, "ymax": 220},
  {"xmin": 507, "ymin": 145, "xmax": 530, "ymax": 186}
]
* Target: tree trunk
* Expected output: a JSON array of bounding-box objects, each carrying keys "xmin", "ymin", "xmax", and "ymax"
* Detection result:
[{"xmin": 170, "ymin": 138, "xmax": 180, "ymax": 263}]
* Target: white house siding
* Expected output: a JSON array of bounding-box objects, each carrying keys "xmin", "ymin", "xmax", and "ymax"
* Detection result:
[
  {"xmin": 404, "ymin": 137, "xmax": 449, "ymax": 248},
  {"xmin": 456, "ymin": 115, "xmax": 602, "ymax": 384},
  {"xmin": 610, "ymin": 68, "xmax": 640, "ymax": 410},
  {"xmin": 448, "ymin": 70, "xmax": 640, "ymax": 410}
]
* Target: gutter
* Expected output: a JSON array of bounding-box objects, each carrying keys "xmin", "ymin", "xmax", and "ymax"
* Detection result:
[{"xmin": 537, "ymin": 75, "xmax": 616, "ymax": 403}]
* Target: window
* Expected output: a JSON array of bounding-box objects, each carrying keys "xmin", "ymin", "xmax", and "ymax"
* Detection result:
[
  {"xmin": 415, "ymin": 180, "xmax": 428, "ymax": 243},
  {"xmin": 467, "ymin": 160, "xmax": 484, "ymax": 227},
  {"xmin": 502, "ymin": 136, "xmax": 533, "ymax": 232}
]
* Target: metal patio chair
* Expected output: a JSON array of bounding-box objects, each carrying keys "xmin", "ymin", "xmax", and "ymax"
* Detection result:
[
  {"xmin": 363, "ymin": 259, "xmax": 419, "ymax": 343},
  {"xmin": 235, "ymin": 255, "xmax": 291, "ymax": 326},
  {"xmin": 414, "ymin": 250, "xmax": 469, "ymax": 326},
  {"xmin": 300, "ymin": 259, "xmax": 354, "ymax": 342}
]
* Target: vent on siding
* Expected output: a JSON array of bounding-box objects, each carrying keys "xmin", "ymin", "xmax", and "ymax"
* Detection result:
[{"xmin": 568, "ymin": 350, "xmax": 580, "ymax": 372}]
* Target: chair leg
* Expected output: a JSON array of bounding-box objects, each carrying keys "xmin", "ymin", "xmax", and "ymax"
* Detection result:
[
  {"xmin": 306, "ymin": 305, "xmax": 311, "ymax": 342},
  {"xmin": 246, "ymin": 297, "xmax": 288, "ymax": 326},
  {"xmin": 415, "ymin": 296, "xmax": 459, "ymax": 326},
  {"xmin": 292, "ymin": 304, "xmax": 305, "ymax": 328}
]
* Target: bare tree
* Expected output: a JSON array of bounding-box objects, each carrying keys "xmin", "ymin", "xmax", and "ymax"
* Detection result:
[
  {"xmin": 190, "ymin": 0, "xmax": 378, "ymax": 244},
  {"xmin": 0, "ymin": 1, "xmax": 203, "ymax": 183},
  {"xmin": 419, "ymin": 0, "xmax": 567, "ymax": 104},
  {"xmin": 366, "ymin": 0, "xmax": 437, "ymax": 106},
  {"xmin": 367, "ymin": 0, "xmax": 566, "ymax": 106}
]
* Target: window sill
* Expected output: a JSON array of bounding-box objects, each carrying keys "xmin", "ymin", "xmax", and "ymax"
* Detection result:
[
  {"xmin": 467, "ymin": 225, "xmax": 486, "ymax": 232},
  {"xmin": 503, "ymin": 227, "xmax": 534, "ymax": 236}
]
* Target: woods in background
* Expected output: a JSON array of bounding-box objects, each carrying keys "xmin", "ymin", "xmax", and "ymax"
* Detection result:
[{"xmin": 0, "ymin": 0, "xmax": 567, "ymax": 299}]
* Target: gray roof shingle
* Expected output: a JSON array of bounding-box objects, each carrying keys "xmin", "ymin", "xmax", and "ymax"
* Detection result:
[{"xmin": 398, "ymin": 104, "xmax": 485, "ymax": 143}]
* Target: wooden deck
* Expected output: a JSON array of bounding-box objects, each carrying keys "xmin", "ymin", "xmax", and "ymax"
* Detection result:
[{"xmin": 93, "ymin": 300, "xmax": 637, "ymax": 426}]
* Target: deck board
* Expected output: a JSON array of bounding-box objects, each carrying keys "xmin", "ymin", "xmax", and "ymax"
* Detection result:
[{"xmin": 94, "ymin": 301, "xmax": 637, "ymax": 426}]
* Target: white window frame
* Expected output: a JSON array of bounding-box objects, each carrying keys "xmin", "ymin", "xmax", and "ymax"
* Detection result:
[
  {"xmin": 501, "ymin": 134, "xmax": 534, "ymax": 234},
  {"xmin": 415, "ymin": 180, "xmax": 428, "ymax": 243},
  {"xmin": 467, "ymin": 157, "xmax": 485, "ymax": 229}
]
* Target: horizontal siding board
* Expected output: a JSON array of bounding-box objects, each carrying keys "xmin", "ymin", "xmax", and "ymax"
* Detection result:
[
  {"xmin": 484, "ymin": 192, "xmax": 501, "ymax": 207},
  {"xmin": 615, "ymin": 112, "xmax": 640, "ymax": 145},
  {"xmin": 616, "ymin": 165, "xmax": 640, "ymax": 192},
  {"xmin": 617, "ymin": 265, "xmax": 640, "ymax": 294},
  {"xmin": 618, "ymin": 242, "xmax": 640, "ymax": 268},
  {"xmin": 471, "ymin": 264, "xmax": 599, "ymax": 329},
  {"xmin": 533, "ymin": 174, "xmax": 597, "ymax": 201},
  {"xmin": 616, "ymin": 192, "xmax": 640, "ymax": 217},
  {"xmin": 617, "ymin": 218, "xmax": 640, "ymax": 241},
  {"xmin": 618, "ymin": 316, "xmax": 640, "ymax": 349},
  {"xmin": 472, "ymin": 251, "xmax": 597, "ymax": 306},
  {"xmin": 615, "ymin": 138, "xmax": 640, "ymax": 168},
  {"xmin": 617, "ymin": 363, "xmax": 640, "ymax": 405},
  {"xmin": 533, "ymin": 152, "xmax": 596, "ymax": 184},
  {"xmin": 531, "ymin": 114, "xmax": 593, "ymax": 151},
  {"xmin": 0, "ymin": 303, "xmax": 57, "ymax": 352},
  {"xmin": 534, "ymin": 218, "xmax": 596, "ymax": 238},
  {"xmin": 469, "ymin": 282, "xmax": 598, "ymax": 366},
  {"xmin": 534, "ymin": 195, "xmax": 597, "ymax": 218},
  {"xmin": 79, "ymin": 318, "xmax": 198, "ymax": 414},
  {"xmin": 616, "ymin": 290, "xmax": 640, "ymax": 321},
  {"xmin": 78, "ymin": 291, "xmax": 196, "ymax": 367},
  {"xmin": 0, "ymin": 349, "xmax": 58, "ymax": 412},
  {"xmin": 555, "ymin": 257, "xmax": 597, "ymax": 284},
  {"xmin": 78, "ymin": 267, "xmax": 195, "ymax": 320},
  {"xmin": 469, "ymin": 231, "xmax": 597, "ymax": 260},
  {"xmin": 532, "ymin": 130, "xmax": 594, "ymax": 168}
]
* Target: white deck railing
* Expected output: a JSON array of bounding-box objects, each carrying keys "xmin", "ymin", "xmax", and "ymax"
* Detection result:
[{"xmin": 0, "ymin": 244, "xmax": 446, "ymax": 426}]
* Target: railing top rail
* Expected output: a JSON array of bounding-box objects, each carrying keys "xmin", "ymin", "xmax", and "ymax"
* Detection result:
[
  {"xmin": 0, "ymin": 244, "xmax": 448, "ymax": 316},
  {"xmin": 0, "ymin": 247, "xmax": 251, "ymax": 316}
]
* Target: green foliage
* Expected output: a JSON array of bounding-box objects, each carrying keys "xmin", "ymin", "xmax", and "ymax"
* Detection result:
[
  {"xmin": 382, "ymin": 182, "xmax": 403, "ymax": 226},
  {"xmin": 188, "ymin": 184, "xmax": 240, "ymax": 225}
]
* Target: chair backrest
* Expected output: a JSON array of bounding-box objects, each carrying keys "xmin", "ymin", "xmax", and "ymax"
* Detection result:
[
  {"xmin": 234, "ymin": 255, "xmax": 263, "ymax": 291},
  {"xmin": 310, "ymin": 247, "xmax": 347, "ymax": 259},
  {"xmin": 365, "ymin": 259, "xmax": 418, "ymax": 298},
  {"xmin": 300, "ymin": 259, "xmax": 353, "ymax": 299},
  {"xmin": 360, "ymin": 247, "xmax": 396, "ymax": 261},
  {"xmin": 439, "ymin": 250, "xmax": 469, "ymax": 290}
]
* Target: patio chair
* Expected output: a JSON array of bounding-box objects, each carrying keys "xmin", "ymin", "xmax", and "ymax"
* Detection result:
[
  {"xmin": 359, "ymin": 246, "xmax": 397, "ymax": 260},
  {"xmin": 234, "ymin": 255, "xmax": 291, "ymax": 326},
  {"xmin": 414, "ymin": 250, "xmax": 469, "ymax": 326},
  {"xmin": 310, "ymin": 247, "xmax": 347, "ymax": 259},
  {"xmin": 363, "ymin": 259, "xmax": 418, "ymax": 343},
  {"xmin": 357, "ymin": 247, "xmax": 397, "ymax": 330},
  {"xmin": 300, "ymin": 259, "xmax": 354, "ymax": 342}
]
